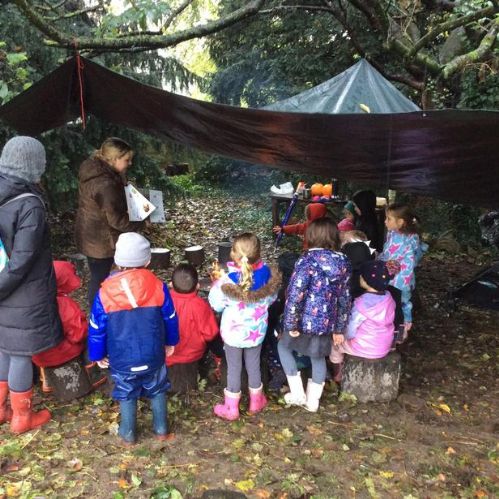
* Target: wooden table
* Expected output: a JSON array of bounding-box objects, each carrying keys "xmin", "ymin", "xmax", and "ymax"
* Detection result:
[{"xmin": 270, "ymin": 194, "xmax": 347, "ymax": 227}]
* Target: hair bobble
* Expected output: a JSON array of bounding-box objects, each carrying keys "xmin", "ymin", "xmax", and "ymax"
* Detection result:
[{"xmin": 241, "ymin": 255, "xmax": 249, "ymax": 264}]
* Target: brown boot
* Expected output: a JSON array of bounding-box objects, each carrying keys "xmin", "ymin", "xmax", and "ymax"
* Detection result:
[
  {"xmin": 10, "ymin": 389, "xmax": 51, "ymax": 434},
  {"xmin": 0, "ymin": 381, "xmax": 12, "ymax": 424}
]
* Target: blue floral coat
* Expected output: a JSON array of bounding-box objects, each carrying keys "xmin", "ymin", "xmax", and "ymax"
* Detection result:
[{"xmin": 283, "ymin": 249, "xmax": 351, "ymax": 336}]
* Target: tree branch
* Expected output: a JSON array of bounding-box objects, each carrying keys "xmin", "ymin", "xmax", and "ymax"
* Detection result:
[
  {"xmin": 442, "ymin": 16, "xmax": 499, "ymax": 79},
  {"xmin": 407, "ymin": 5, "xmax": 497, "ymax": 58},
  {"xmin": 163, "ymin": 0, "xmax": 194, "ymax": 31},
  {"xmin": 46, "ymin": 5, "xmax": 102, "ymax": 21},
  {"xmin": 13, "ymin": 0, "xmax": 266, "ymax": 51}
]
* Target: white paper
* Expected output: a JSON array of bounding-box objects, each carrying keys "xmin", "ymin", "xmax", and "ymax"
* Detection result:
[
  {"xmin": 148, "ymin": 189, "xmax": 166, "ymax": 223},
  {"xmin": 125, "ymin": 183, "xmax": 156, "ymax": 221}
]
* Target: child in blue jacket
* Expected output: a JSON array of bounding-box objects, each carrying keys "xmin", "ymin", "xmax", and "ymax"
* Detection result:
[{"xmin": 88, "ymin": 232, "xmax": 179, "ymax": 445}]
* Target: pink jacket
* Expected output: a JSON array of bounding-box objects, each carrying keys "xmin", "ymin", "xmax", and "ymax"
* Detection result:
[{"xmin": 345, "ymin": 292, "xmax": 395, "ymax": 359}]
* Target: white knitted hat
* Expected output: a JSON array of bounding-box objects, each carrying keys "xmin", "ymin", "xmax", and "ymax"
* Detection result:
[
  {"xmin": 114, "ymin": 232, "xmax": 151, "ymax": 268},
  {"xmin": 0, "ymin": 136, "xmax": 46, "ymax": 184}
]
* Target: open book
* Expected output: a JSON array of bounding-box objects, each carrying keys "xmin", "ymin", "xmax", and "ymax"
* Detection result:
[{"xmin": 124, "ymin": 183, "xmax": 157, "ymax": 222}]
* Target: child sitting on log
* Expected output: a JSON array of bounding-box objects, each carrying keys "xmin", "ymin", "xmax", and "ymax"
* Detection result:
[
  {"xmin": 32, "ymin": 261, "xmax": 105, "ymax": 399},
  {"xmin": 329, "ymin": 260, "xmax": 399, "ymax": 382},
  {"xmin": 167, "ymin": 263, "xmax": 219, "ymax": 392}
]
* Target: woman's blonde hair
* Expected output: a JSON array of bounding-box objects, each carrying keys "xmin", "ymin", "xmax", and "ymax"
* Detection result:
[
  {"xmin": 93, "ymin": 137, "xmax": 133, "ymax": 164},
  {"xmin": 230, "ymin": 233, "xmax": 261, "ymax": 292}
]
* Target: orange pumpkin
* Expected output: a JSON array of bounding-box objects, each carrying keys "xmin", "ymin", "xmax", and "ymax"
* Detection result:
[
  {"xmin": 310, "ymin": 183, "xmax": 324, "ymax": 196},
  {"xmin": 322, "ymin": 184, "xmax": 333, "ymax": 197}
]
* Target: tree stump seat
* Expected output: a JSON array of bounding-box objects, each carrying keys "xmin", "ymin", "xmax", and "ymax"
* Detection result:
[
  {"xmin": 341, "ymin": 351, "xmax": 401, "ymax": 403},
  {"xmin": 43, "ymin": 357, "xmax": 92, "ymax": 402},
  {"xmin": 168, "ymin": 362, "xmax": 199, "ymax": 393}
]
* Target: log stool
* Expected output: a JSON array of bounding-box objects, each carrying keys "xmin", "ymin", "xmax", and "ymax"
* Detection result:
[
  {"xmin": 168, "ymin": 362, "xmax": 199, "ymax": 393},
  {"xmin": 43, "ymin": 357, "xmax": 92, "ymax": 402},
  {"xmin": 341, "ymin": 352, "xmax": 401, "ymax": 403}
]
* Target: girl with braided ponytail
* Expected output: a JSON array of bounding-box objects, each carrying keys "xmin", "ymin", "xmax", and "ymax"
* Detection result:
[{"xmin": 208, "ymin": 233, "xmax": 281, "ymax": 421}]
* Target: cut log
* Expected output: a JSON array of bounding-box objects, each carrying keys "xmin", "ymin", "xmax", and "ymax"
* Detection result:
[
  {"xmin": 43, "ymin": 357, "xmax": 92, "ymax": 402},
  {"xmin": 168, "ymin": 362, "xmax": 199, "ymax": 393},
  {"xmin": 341, "ymin": 352, "xmax": 401, "ymax": 403}
]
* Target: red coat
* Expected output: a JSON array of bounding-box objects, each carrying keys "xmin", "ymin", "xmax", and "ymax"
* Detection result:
[
  {"xmin": 282, "ymin": 203, "xmax": 327, "ymax": 249},
  {"xmin": 32, "ymin": 261, "xmax": 87, "ymax": 367},
  {"xmin": 166, "ymin": 289, "xmax": 219, "ymax": 366}
]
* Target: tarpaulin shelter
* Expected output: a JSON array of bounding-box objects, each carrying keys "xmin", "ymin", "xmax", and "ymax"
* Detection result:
[
  {"xmin": 0, "ymin": 56, "xmax": 498, "ymax": 208},
  {"xmin": 265, "ymin": 59, "xmax": 421, "ymax": 114}
]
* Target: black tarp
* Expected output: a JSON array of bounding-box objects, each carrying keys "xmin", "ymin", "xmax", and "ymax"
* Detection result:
[{"xmin": 0, "ymin": 56, "xmax": 498, "ymax": 207}]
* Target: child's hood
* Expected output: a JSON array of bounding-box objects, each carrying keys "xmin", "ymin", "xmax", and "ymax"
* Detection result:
[
  {"xmin": 307, "ymin": 203, "xmax": 327, "ymax": 221},
  {"xmin": 221, "ymin": 265, "xmax": 282, "ymax": 303},
  {"xmin": 100, "ymin": 268, "xmax": 163, "ymax": 309},
  {"xmin": 355, "ymin": 292, "xmax": 394, "ymax": 322},
  {"xmin": 305, "ymin": 249, "xmax": 351, "ymax": 280},
  {"xmin": 53, "ymin": 260, "xmax": 81, "ymax": 294}
]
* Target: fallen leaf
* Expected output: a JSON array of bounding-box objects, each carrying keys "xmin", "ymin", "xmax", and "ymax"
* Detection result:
[
  {"xmin": 255, "ymin": 489, "xmax": 271, "ymax": 498},
  {"xmin": 235, "ymin": 479, "xmax": 255, "ymax": 493},
  {"xmin": 379, "ymin": 471, "xmax": 394, "ymax": 479},
  {"xmin": 438, "ymin": 403, "xmax": 451, "ymax": 414},
  {"xmin": 67, "ymin": 458, "xmax": 82, "ymax": 472}
]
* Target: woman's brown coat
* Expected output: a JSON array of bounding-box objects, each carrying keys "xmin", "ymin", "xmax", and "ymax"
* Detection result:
[{"xmin": 75, "ymin": 157, "xmax": 144, "ymax": 259}]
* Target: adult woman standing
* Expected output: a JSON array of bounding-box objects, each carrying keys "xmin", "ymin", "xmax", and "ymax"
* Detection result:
[
  {"xmin": 0, "ymin": 136, "xmax": 63, "ymax": 434},
  {"xmin": 75, "ymin": 137, "xmax": 145, "ymax": 307}
]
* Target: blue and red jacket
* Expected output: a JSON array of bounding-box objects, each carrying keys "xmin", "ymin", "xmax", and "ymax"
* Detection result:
[{"xmin": 88, "ymin": 268, "xmax": 179, "ymax": 376}]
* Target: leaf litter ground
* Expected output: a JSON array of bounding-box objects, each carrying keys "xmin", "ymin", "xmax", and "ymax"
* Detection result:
[{"xmin": 1, "ymin": 191, "xmax": 497, "ymax": 498}]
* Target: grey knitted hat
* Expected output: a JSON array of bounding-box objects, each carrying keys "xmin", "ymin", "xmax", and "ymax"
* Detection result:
[
  {"xmin": 114, "ymin": 232, "xmax": 151, "ymax": 268},
  {"xmin": 0, "ymin": 136, "xmax": 47, "ymax": 184}
]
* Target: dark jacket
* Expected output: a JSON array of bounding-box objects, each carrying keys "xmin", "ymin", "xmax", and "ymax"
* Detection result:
[
  {"xmin": 0, "ymin": 173, "xmax": 62, "ymax": 355},
  {"xmin": 352, "ymin": 190, "xmax": 382, "ymax": 252},
  {"xmin": 88, "ymin": 268, "xmax": 179, "ymax": 376},
  {"xmin": 75, "ymin": 157, "xmax": 144, "ymax": 259}
]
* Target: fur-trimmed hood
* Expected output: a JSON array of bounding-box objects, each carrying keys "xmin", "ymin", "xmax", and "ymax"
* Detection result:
[{"xmin": 221, "ymin": 265, "xmax": 282, "ymax": 303}]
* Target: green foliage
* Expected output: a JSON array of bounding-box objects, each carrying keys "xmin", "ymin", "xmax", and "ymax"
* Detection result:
[
  {"xmin": 459, "ymin": 68, "xmax": 499, "ymax": 110},
  {"xmin": 207, "ymin": 0, "xmax": 355, "ymax": 107}
]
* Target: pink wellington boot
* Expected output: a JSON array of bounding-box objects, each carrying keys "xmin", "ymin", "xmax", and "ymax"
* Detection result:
[
  {"xmin": 214, "ymin": 389, "xmax": 241, "ymax": 421},
  {"xmin": 0, "ymin": 381, "xmax": 12, "ymax": 424},
  {"xmin": 248, "ymin": 384, "xmax": 267, "ymax": 414}
]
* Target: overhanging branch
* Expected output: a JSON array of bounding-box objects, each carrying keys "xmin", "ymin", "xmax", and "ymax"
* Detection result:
[
  {"xmin": 442, "ymin": 16, "xmax": 499, "ymax": 79},
  {"xmin": 14, "ymin": 0, "xmax": 266, "ymax": 51},
  {"xmin": 407, "ymin": 5, "xmax": 497, "ymax": 58}
]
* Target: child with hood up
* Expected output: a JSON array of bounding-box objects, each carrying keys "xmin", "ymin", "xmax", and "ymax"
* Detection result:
[
  {"xmin": 329, "ymin": 260, "xmax": 399, "ymax": 382},
  {"xmin": 273, "ymin": 202, "xmax": 328, "ymax": 250},
  {"xmin": 32, "ymin": 261, "xmax": 87, "ymax": 378}
]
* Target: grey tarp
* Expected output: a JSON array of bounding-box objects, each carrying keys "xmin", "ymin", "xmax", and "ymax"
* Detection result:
[{"xmin": 265, "ymin": 59, "xmax": 421, "ymax": 114}]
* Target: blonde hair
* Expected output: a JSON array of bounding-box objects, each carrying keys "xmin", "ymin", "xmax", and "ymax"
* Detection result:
[
  {"xmin": 93, "ymin": 137, "xmax": 133, "ymax": 165},
  {"xmin": 230, "ymin": 233, "xmax": 261, "ymax": 292}
]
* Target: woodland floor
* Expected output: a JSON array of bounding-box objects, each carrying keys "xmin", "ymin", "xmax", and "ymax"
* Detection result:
[{"xmin": 0, "ymin": 191, "xmax": 497, "ymax": 499}]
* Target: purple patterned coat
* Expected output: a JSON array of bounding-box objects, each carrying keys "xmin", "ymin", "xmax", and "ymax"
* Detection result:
[{"xmin": 283, "ymin": 249, "xmax": 352, "ymax": 336}]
